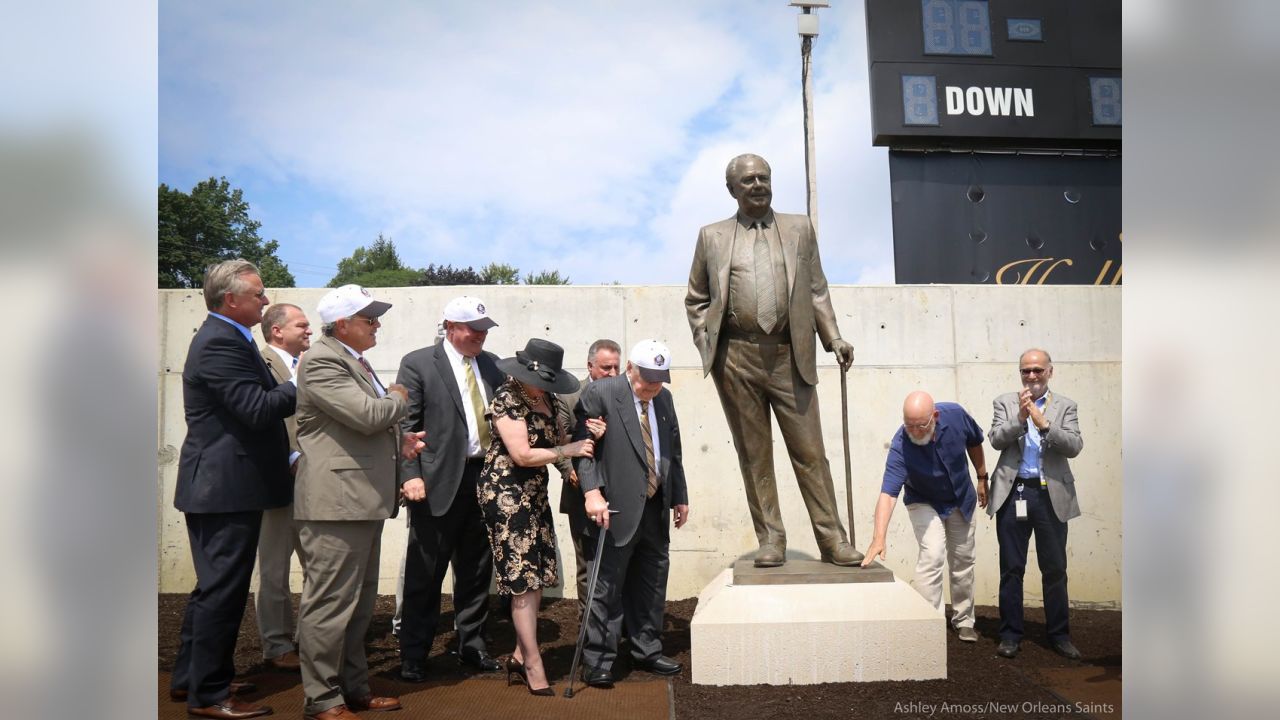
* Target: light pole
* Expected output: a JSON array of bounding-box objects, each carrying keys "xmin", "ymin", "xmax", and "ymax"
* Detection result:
[{"xmin": 790, "ymin": 1, "xmax": 828, "ymax": 233}]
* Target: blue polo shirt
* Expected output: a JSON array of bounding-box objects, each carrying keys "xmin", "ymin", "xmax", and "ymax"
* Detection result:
[{"xmin": 881, "ymin": 402, "xmax": 985, "ymax": 521}]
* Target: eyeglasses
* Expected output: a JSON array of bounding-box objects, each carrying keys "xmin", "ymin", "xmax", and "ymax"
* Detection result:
[
  {"xmin": 1020, "ymin": 367, "xmax": 1048, "ymax": 376},
  {"xmin": 904, "ymin": 419, "xmax": 934, "ymax": 431},
  {"xmin": 349, "ymin": 315, "xmax": 379, "ymax": 326}
]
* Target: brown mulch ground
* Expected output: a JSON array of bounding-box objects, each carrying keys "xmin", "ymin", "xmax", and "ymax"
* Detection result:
[{"xmin": 159, "ymin": 593, "xmax": 1120, "ymax": 719}]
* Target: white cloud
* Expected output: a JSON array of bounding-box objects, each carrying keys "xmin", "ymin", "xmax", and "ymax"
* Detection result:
[{"xmin": 161, "ymin": 0, "xmax": 895, "ymax": 286}]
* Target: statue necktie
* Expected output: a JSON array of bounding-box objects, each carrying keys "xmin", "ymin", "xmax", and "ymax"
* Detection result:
[
  {"xmin": 639, "ymin": 400, "xmax": 658, "ymax": 498},
  {"xmin": 753, "ymin": 222, "xmax": 778, "ymax": 334},
  {"xmin": 463, "ymin": 358, "xmax": 492, "ymax": 451}
]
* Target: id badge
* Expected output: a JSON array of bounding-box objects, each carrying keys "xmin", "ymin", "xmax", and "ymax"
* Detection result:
[{"xmin": 1015, "ymin": 498, "xmax": 1028, "ymax": 520}]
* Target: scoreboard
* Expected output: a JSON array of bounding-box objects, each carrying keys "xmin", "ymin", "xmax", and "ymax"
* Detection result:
[
  {"xmin": 867, "ymin": 0, "xmax": 1120, "ymax": 150},
  {"xmin": 864, "ymin": 0, "xmax": 1121, "ymax": 285}
]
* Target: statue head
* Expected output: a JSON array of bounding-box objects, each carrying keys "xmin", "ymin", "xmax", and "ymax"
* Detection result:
[{"xmin": 725, "ymin": 153, "xmax": 772, "ymax": 218}]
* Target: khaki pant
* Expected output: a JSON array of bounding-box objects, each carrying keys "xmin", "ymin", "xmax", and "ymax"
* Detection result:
[
  {"xmin": 296, "ymin": 520, "xmax": 382, "ymax": 716},
  {"xmin": 906, "ymin": 503, "xmax": 976, "ymax": 629}
]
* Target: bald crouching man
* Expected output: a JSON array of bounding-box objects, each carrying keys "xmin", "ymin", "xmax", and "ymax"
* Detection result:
[{"xmin": 862, "ymin": 392, "xmax": 988, "ymax": 643}]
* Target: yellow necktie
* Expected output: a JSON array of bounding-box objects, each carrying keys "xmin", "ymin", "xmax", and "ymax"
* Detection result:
[
  {"xmin": 639, "ymin": 400, "xmax": 658, "ymax": 498},
  {"xmin": 463, "ymin": 358, "xmax": 491, "ymax": 451}
]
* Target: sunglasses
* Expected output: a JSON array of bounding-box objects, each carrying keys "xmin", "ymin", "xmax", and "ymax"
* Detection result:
[{"xmin": 1019, "ymin": 367, "xmax": 1048, "ymax": 376}]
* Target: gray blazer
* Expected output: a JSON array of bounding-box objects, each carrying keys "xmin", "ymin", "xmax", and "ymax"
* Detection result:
[
  {"xmin": 572, "ymin": 375, "xmax": 688, "ymax": 546},
  {"xmin": 293, "ymin": 335, "xmax": 407, "ymax": 521},
  {"xmin": 685, "ymin": 212, "xmax": 842, "ymax": 386},
  {"xmin": 987, "ymin": 390, "xmax": 1084, "ymax": 523}
]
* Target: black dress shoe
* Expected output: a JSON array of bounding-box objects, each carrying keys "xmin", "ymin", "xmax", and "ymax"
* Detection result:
[
  {"xmin": 400, "ymin": 660, "xmax": 428, "ymax": 683},
  {"xmin": 1051, "ymin": 638, "xmax": 1082, "ymax": 660},
  {"xmin": 634, "ymin": 655, "xmax": 682, "ymax": 676},
  {"xmin": 996, "ymin": 639, "xmax": 1020, "ymax": 659},
  {"xmin": 582, "ymin": 667, "xmax": 614, "ymax": 688},
  {"xmin": 457, "ymin": 649, "xmax": 501, "ymax": 673}
]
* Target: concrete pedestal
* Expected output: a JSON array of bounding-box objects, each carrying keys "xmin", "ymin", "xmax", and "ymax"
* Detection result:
[{"xmin": 690, "ymin": 568, "xmax": 946, "ymax": 685}]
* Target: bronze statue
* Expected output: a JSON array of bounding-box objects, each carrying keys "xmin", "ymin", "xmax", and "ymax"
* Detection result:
[{"xmin": 685, "ymin": 153, "xmax": 862, "ymax": 567}]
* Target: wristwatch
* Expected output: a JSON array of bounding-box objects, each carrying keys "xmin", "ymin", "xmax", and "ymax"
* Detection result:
[
  {"xmin": 554, "ymin": 445, "xmax": 565, "ymax": 462},
  {"xmin": 977, "ymin": 473, "xmax": 989, "ymax": 481}
]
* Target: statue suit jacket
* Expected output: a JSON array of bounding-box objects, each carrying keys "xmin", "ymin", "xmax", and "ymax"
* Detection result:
[
  {"xmin": 292, "ymin": 335, "xmax": 407, "ymax": 521},
  {"xmin": 395, "ymin": 340, "xmax": 503, "ymax": 517},
  {"xmin": 260, "ymin": 347, "xmax": 300, "ymax": 456},
  {"xmin": 987, "ymin": 390, "xmax": 1085, "ymax": 523},
  {"xmin": 685, "ymin": 211, "xmax": 842, "ymax": 386},
  {"xmin": 572, "ymin": 375, "xmax": 688, "ymax": 547},
  {"xmin": 175, "ymin": 316, "xmax": 296, "ymax": 514}
]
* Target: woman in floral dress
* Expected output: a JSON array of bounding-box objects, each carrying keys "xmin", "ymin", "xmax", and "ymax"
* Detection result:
[{"xmin": 478, "ymin": 338, "xmax": 602, "ymax": 694}]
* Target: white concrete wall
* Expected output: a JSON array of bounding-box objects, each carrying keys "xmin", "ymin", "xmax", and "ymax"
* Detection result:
[{"xmin": 158, "ymin": 285, "xmax": 1121, "ymax": 608}]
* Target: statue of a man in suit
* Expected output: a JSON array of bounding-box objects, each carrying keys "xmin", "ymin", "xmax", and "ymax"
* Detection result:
[{"xmin": 685, "ymin": 153, "xmax": 862, "ymax": 568}]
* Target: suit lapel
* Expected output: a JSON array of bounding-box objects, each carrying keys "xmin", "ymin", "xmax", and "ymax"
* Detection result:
[
  {"xmin": 779, "ymin": 214, "xmax": 799, "ymax": 297},
  {"xmin": 321, "ymin": 336, "xmax": 378, "ymax": 397},
  {"xmin": 712, "ymin": 218, "xmax": 734, "ymax": 298},
  {"xmin": 261, "ymin": 348, "xmax": 290, "ymax": 387},
  {"xmin": 433, "ymin": 343, "xmax": 466, "ymax": 419},
  {"xmin": 614, "ymin": 381, "xmax": 648, "ymax": 467}
]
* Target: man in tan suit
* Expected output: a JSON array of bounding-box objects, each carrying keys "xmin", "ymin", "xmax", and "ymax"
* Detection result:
[
  {"xmin": 294, "ymin": 285, "xmax": 423, "ymax": 720},
  {"xmin": 255, "ymin": 302, "xmax": 311, "ymax": 672},
  {"xmin": 686, "ymin": 153, "xmax": 861, "ymax": 568}
]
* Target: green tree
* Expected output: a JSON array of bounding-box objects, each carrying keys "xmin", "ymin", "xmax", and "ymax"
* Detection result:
[
  {"xmin": 413, "ymin": 264, "xmax": 487, "ymax": 286},
  {"xmin": 158, "ymin": 177, "xmax": 295, "ymax": 288},
  {"xmin": 524, "ymin": 269, "xmax": 571, "ymax": 285},
  {"xmin": 328, "ymin": 234, "xmax": 417, "ymax": 287},
  {"xmin": 480, "ymin": 262, "xmax": 521, "ymax": 285}
]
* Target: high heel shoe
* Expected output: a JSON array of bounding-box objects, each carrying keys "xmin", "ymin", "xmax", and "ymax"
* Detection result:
[
  {"xmin": 505, "ymin": 657, "xmax": 553, "ymax": 696},
  {"xmin": 505, "ymin": 657, "xmax": 528, "ymax": 687}
]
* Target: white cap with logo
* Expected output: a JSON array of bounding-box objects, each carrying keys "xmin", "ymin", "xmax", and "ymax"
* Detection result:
[
  {"xmin": 443, "ymin": 295, "xmax": 498, "ymax": 330},
  {"xmin": 629, "ymin": 339, "xmax": 671, "ymax": 383},
  {"xmin": 316, "ymin": 284, "xmax": 392, "ymax": 324}
]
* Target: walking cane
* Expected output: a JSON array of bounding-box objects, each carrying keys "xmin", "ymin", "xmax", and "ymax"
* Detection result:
[
  {"xmin": 565, "ymin": 509, "xmax": 618, "ymax": 698},
  {"xmin": 841, "ymin": 363, "xmax": 856, "ymax": 549}
]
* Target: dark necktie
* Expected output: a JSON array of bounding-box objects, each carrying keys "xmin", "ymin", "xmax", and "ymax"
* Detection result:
[
  {"xmin": 753, "ymin": 222, "xmax": 778, "ymax": 334},
  {"xmin": 639, "ymin": 400, "xmax": 658, "ymax": 498}
]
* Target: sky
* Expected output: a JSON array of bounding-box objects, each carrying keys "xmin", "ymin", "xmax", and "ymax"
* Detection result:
[{"xmin": 159, "ymin": 0, "xmax": 894, "ymax": 288}]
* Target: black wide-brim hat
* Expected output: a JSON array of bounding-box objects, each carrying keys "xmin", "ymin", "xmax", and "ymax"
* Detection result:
[{"xmin": 496, "ymin": 338, "xmax": 580, "ymax": 395}]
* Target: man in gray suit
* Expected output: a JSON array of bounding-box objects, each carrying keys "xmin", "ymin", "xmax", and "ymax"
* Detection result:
[
  {"xmin": 294, "ymin": 284, "xmax": 420, "ymax": 720},
  {"xmin": 686, "ymin": 153, "xmax": 859, "ymax": 568},
  {"xmin": 556, "ymin": 338, "xmax": 621, "ymax": 611},
  {"xmin": 574, "ymin": 339, "xmax": 690, "ymax": 688},
  {"xmin": 394, "ymin": 296, "xmax": 504, "ymax": 682},
  {"xmin": 254, "ymin": 302, "xmax": 312, "ymax": 672},
  {"xmin": 988, "ymin": 348, "xmax": 1085, "ymax": 661}
]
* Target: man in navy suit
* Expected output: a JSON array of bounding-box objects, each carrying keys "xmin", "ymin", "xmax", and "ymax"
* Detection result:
[{"xmin": 171, "ymin": 260, "xmax": 297, "ymax": 720}]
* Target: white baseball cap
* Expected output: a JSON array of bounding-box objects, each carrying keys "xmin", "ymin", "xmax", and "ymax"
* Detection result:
[
  {"xmin": 442, "ymin": 295, "xmax": 498, "ymax": 330},
  {"xmin": 316, "ymin": 284, "xmax": 392, "ymax": 324},
  {"xmin": 629, "ymin": 339, "xmax": 671, "ymax": 383}
]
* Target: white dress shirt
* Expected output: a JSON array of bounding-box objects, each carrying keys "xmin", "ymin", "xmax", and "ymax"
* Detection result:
[{"xmin": 442, "ymin": 339, "xmax": 490, "ymax": 458}]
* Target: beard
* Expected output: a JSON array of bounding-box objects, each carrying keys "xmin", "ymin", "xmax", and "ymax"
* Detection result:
[{"xmin": 906, "ymin": 421, "xmax": 935, "ymax": 446}]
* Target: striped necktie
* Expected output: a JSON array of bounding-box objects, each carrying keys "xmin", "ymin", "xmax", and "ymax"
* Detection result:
[
  {"xmin": 753, "ymin": 221, "xmax": 778, "ymax": 334},
  {"xmin": 639, "ymin": 400, "xmax": 658, "ymax": 498}
]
